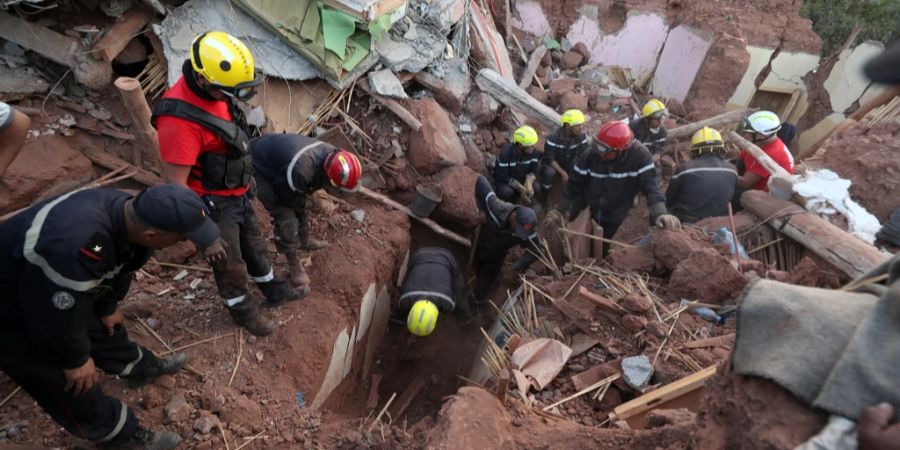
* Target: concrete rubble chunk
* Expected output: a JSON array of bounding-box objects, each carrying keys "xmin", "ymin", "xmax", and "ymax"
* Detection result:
[
  {"xmin": 621, "ymin": 355, "xmax": 653, "ymax": 390},
  {"xmin": 350, "ymin": 209, "xmax": 366, "ymax": 223},
  {"xmin": 368, "ymin": 69, "xmax": 408, "ymax": 99},
  {"xmin": 407, "ymin": 97, "xmax": 467, "ymax": 175},
  {"xmin": 164, "ymin": 393, "xmax": 193, "ymax": 424},
  {"xmin": 465, "ymin": 92, "xmax": 500, "ymax": 126},
  {"xmin": 376, "ymin": 23, "xmax": 446, "ymax": 73},
  {"xmin": 560, "ymin": 50, "xmax": 585, "ymax": 70}
]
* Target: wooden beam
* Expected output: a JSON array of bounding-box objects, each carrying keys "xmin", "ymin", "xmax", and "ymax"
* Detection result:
[
  {"xmin": 681, "ymin": 333, "xmax": 735, "ymax": 349},
  {"xmin": 740, "ymin": 190, "xmax": 890, "ymax": 278},
  {"xmin": 92, "ymin": 7, "xmax": 154, "ymax": 62},
  {"xmin": 388, "ymin": 377, "xmax": 425, "ymax": 420},
  {"xmin": 518, "ymin": 45, "xmax": 547, "ymax": 90},
  {"xmin": 357, "ymin": 187, "xmax": 470, "ymax": 247},
  {"xmin": 610, "ymin": 365, "xmax": 717, "ymax": 427},
  {"xmin": 578, "ymin": 286, "xmax": 626, "ymax": 313},
  {"xmin": 667, "ymin": 108, "xmax": 754, "ymax": 141},
  {"xmin": 571, "ymin": 357, "xmax": 622, "ymax": 391},
  {"xmin": 726, "ymin": 130, "xmax": 791, "ymax": 178},
  {"xmin": 115, "ymin": 77, "xmax": 158, "ymax": 168},
  {"xmin": 476, "ymin": 68, "xmax": 562, "ymax": 129},
  {"xmin": 80, "ymin": 146, "xmax": 163, "ymax": 187},
  {"xmin": 358, "ymin": 80, "xmax": 423, "ymax": 132}
]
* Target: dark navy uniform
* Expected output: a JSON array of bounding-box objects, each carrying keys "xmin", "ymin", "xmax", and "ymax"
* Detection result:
[
  {"xmin": 539, "ymin": 127, "xmax": 591, "ymax": 190},
  {"xmin": 492, "ymin": 143, "xmax": 540, "ymax": 201},
  {"xmin": 666, "ymin": 154, "xmax": 738, "ymax": 223},
  {"xmin": 0, "ymin": 189, "xmax": 161, "ymax": 445},
  {"xmin": 629, "ymin": 118, "xmax": 668, "ymax": 156},
  {"xmin": 561, "ymin": 142, "xmax": 667, "ymax": 241},
  {"xmin": 251, "ymin": 134, "xmax": 334, "ymax": 255},
  {"xmin": 473, "ymin": 176, "xmax": 539, "ymax": 303},
  {"xmin": 398, "ymin": 247, "xmax": 461, "ymax": 313}
]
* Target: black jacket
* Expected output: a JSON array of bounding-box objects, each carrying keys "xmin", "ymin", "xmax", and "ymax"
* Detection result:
[
  {"xmin": 0, "ymin": 189, "xmax": 151, "ymax": 369},
  {"xmin": 475, "ymin": 176, "xmax": 538, "ymax": 271},
  {"xmin": 493, "ymin": 143, "xmax": 540, "ymax": 186},
  {"xmin": 250, "ymin": 134, "xmax": 335, "ymax": 202},
  {"xmin": 543, "ymin": 127, "xmax": 590, "ymax": 173},
  {"xmin": 563, "ymin": 142, "xmax": 666, "ymax": 224},
  {"xmin": 666, "ymin": 154, "xmax": 738, "ymax": 223},
  {"xmin": 629, "ymin": 119, "xmax": 667, "ymax": 155},
  {"xmin": 399, "ymin": 247, "xmax": 461, "ymax": 312}
]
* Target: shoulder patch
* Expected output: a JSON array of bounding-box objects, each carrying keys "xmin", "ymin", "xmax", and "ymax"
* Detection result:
[
  {"xmin": 79, "ymin": 232, "xmax": 112, "ymax": 262},
  {"xmin": 51, "ymin": 291, "xmax": 76, "ymax": 310}
]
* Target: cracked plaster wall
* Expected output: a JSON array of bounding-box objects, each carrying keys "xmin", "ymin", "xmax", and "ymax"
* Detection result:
[
  {"xmin": 565, "ymin": 11, "xmax": 668, "ymax": 77},
  {"xmin": 652, "ymin": 25, "xmax": 711, "ymax": 103}
]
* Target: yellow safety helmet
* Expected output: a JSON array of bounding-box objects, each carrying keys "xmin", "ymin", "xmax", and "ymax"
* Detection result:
[
  {"xmin": 561, "ymin": 109, "xmax": 586, "ymax": 126},
  {"xmin": 690, "ymin": 127, "xmax": 725, "ymax": 156},
  {"xmin": 641, "ymin": 99, "xmax": 667, "ymax": 119},
  {"xmin": 190, "ymin": 31, "xmax": 261, "ymax": 99},
  {"xmin": 512, "ymin": 125, "xmax": 539, "ymax": 147},
  {"xmin": 407, "ymin": 300, "xmax": 439, "ymax": 337}
]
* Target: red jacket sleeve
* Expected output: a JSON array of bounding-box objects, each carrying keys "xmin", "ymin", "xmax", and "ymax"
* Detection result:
[{"xmin": 157, "ymin": 115, "xmax": 204, "ymax": 166}]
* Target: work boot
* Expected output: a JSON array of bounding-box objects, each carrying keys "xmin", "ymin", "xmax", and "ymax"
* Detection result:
[
  {"xmin": 285, "ymin": 253, "xmax": 311, "ymax": 287},
  {"xmin": 108, "ymin": 426, "xmax": 180, "ymax": 450},
  {"xmin": 127, "ymin": 354, "xmax": 188, "ymax": 389},
  {"xmin": 258, "ymin": 278, "xmax": 310, "ymax": 306},
  {"xmin": 229, "ymin": 301, "xmax": 275, "ymax": 336},
  {"xmin": 300, "ymin": 236, "xmax": 329, "ymax": 251}
]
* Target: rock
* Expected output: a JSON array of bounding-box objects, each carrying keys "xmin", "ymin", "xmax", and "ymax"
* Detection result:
[
  {"xmin": 407, "ymin": 97, "xmax": 467, "ymax": 175},
  {"xmin": 368, "ymin": 69, "xmax": 408, "ymax": 99},
  {"xmin": 349, "ymin": 209, "xmax": 366, "ymax": 223},
  {"xmin": 419, "ymin": 59, "xmax": 471, "ymax": 114},
  {"xmin": 164, "ymin": 394, "xmax": 194, "ymax": 424},
  {"xmin": 462, "ymin": 139, "xmax": 486, "ymax": 174},
  {"xmin": 193, "ymin": 414, "xmax": 217, "ymax": 434},
  {"xmin": 666, "ymin": 98, "xmax": 688, "ymax": 117},
  {"xmin": 558, "ymin": 92, "xmax": 589, "ymax": 113},
  {"xmin": 621, "ymin": 355, "xmax": 653, "ymax": 390},
  {"xmin": 559, "ymin": 50, "xmax": 585, "ymax": 70},
  {"xmin": 88, "ymin": 107, "xmax": 113, "ymax": 121},
  {"xmin": 644, "ymin": 321, "xmax": 668, "ymax": 338},
  {"xmin": 619, "ymin": 293, "xmax": 652, "ymax": 314},
  {"xmin": 644, "ymin": 408, "xmax": 697, "ymax": 429},
  {"xmin": 621, "ymin": 314, "xmax": 648, "ymax": 332},
  {"xmin": 669, "ymin": 248, "xmax": 748, "ymax": 304},
  {"xmin": 572, "ymin": 42, "xmax": 590, "ymax": 59},
  {"xmin": 526, "ymin": 85, "xmax": 548, "ymax": 104},
  {"xmin": 433, "ymin": 165, "xmax": 480, "ymax": 227},
  {"xmin": 0, "ymin": 135, "xmax": 92, "ymax": 213},
  {"xmin": 548, "ymin": 78, "xmax": 576, "ymax": 106},
  {"xmin": 740, "ymin": 259, "xmax": 767, "ymax": 276},
  {"xmin": 607, "ymin": 246, "xmax": 658, "ymax": 273},
  {"xmin": 541, "ymin": 51, "xmax": 552, "ymax": 67},
  {"xmin": 651, "ymin": 229, "xmax": 708, "ymax": 271},
  {"xmin": 154, "ymin": 240, "xmax": 197, "ymax": 265},
  {"xmin": 220, "ymin": 393, "xmax": 264, "ymax": 430},
  {"xmin": 465, "ymin": 92, "xmax": 500, "ymax": 126}
]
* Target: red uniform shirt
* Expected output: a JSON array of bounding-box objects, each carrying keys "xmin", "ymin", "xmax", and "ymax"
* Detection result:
[
  {"xmin": 739, "ymin": 138, "xmax": 794, "ymax": 192},
  {"xmin": 157, "ymin": 76, "xmax": 248, "ymax": 197}
]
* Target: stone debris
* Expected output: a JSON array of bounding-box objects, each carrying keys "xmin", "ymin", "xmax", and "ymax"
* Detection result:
[{"xmin": 621, "ymin": 355, "xmax": 654, "ymax": 390}]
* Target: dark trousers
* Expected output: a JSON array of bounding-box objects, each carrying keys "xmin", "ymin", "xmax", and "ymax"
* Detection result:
[
  {"xmin": 204, "ymin": 193, "xmax": 273, "ymax": 311},
  {"xmin": 473, "ymin": 247, "xmax": 509, "ymax": 303},
  {"xmin": 254, "ymin": 177, "xmax": 308, "ymax": 258},
  {"xmin": 0, "ymin": 320, "xmax": 157, "ymax": 444}
]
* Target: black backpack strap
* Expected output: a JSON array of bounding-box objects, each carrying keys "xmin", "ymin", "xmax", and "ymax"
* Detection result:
[{"xmin": 152, "ymin": 98, "xmax": 249, "ymax": 156}]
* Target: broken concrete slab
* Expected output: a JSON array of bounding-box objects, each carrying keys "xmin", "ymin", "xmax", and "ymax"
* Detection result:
[
  {"xmin": 154, "ymin": 0, "xmax": 321, "ymax": 86},
  {"xmin": 368, "ymin": 69, "xmax": 408, "ymax": 99},
  {"xmin": 621, "ymin": 355, "xmax": 653, "ymax": 390},
  {"xmin": 407, "ymin": 97, "xmax": 466, "ymax": 175},
  {"xmin": 475, "ymin": 69, "xmax": 561, "ymax": 130},
  {"xmin": 414, "ymin": 58, "xmax": 471, "ymax": 114},
  {"xmin": 0, "ymin": 65, "xmax": 49, "ymax": 95},
  {"xmin": 376, "ymin": 23, "xmax": 445, "ymax": 73}
]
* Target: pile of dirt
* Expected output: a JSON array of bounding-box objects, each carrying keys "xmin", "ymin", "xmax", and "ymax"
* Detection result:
[{"xmin": 813, "ymin": 121, "xmax": 900, "ymax": 223}]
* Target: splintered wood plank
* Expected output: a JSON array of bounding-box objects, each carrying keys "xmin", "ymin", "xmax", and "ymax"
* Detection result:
[{"xmin": 610, "ymin": 365, "xmax": 717, "ymax": 429}]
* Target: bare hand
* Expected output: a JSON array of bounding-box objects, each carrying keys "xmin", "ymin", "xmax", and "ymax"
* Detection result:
[
  {"xmin": 204, "ymin": 238, "xmax": 228, "ymax": 266},
  {"xmin": 560, "ymin": 171, "xmax": 569, "ymax": 183},
  {"xmin": 859, "ymin": 403, "xmax": 900, "ymax": 450},
  {"xmin": 63, "ymin": 358, "xmax": 100, "ymax": 396},
  {"xmin": 655, "ymin": 214, "xmax": 682, "ymax": 230},
  {"xmin": 99, "ymin": 309, "xmax": 125, "ymax": 336}
]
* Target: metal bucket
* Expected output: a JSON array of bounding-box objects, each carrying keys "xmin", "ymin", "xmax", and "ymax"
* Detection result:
[{"xmin": 409, "ymin": 184, "xmax": 443, "ymax": 218}]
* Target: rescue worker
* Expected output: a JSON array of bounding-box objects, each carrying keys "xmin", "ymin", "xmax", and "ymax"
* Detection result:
[
  {"xmin": 735, "ymin": 110, "xmax": 795, "ymax": 192},
  {"xmin": 250, "ymin": 133, "xmax": 362, "ymax": 287},
  {"xmin": 665, "ymin": 127, "xmax": 738, "ymax": 223},
  {"xmin": 538, "ymin": 109, "xmax": 591, "ymax": 205},
  {"xmin": 630, "ymin": 99, "xmax": 668, "ymax": 156},
  {"xmin": 0, "ymin": 101, "xmax": 31, "ymax": 177},
  {"xmin": 0, "ymin": 184, "xmax": 220, "ymax": 449},
  {"xmin": 473, "ymin": 175, "xmax": 540, "ymax": 305},
  {"xmin": 557, "ymin": 121, "xmax": 682, "ymax": 252},
  {"xmin": 396, "ymin": 247, "xmax": 464, "ymax": 337},
  {"xmin": 153, "ymin": 31, "xmax": 305, "ymax": 336},
  {"xmin": 493, "ymin": 125, "xmax": 541, "ymax": 204}
]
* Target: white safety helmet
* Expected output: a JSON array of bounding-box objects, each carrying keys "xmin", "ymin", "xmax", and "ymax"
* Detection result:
[{"xmin": 741, "ymin": 111, "xmax": 782, "ymax": 138}]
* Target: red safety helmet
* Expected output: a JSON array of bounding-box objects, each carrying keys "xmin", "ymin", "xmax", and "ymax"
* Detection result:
[
  {"xmin": 325, "ymin": 149, "xmax": 362, "ymax": 191},
  {"xmin": 595, "ymin": 121, "xmax": 634, "ymax": 152}
]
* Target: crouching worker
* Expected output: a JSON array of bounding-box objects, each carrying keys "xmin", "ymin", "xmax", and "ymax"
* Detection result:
[
  {"xmin": 0, "ymin": 184, "xmax": 221, "ymax": 449},
  {"xmin": 472, "ymin": 175, "xmax": 541, "ymax": 305},
  {"xmin": 493, "ymin": 125, "xmax": 541, "ymax": 205},
  {"xmin": 397, "ymin": 247, "xmax": 465, "ymax": 337},
  {"xmin": 538, "ymin": 109, "xmax": 591, "ymax": 208},
  {"xmin": 250, "ymin": 133, "xmax": 362, "ymax": 287},
  {"xmin": 666, "ymin": 127, "xmax": 738, "ymax": 223}
]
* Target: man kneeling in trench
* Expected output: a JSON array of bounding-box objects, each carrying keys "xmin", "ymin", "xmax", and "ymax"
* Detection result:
[{"xmin": 394, "ymin": 247, "xmax": 466, "ymax": 337}]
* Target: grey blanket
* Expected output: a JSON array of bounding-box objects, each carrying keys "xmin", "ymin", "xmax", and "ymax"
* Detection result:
[{"xmin": 733, "ymin": 254, "xmax": 900, "ymax": 420}]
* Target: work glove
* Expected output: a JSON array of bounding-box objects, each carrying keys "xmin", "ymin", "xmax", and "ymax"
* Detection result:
[
  {"xmin": 655, "ymin": 214, "xmax": 682, "ymax": 230},
  {"xmin": 521, "ymin": 190, "xmax": 534, "ymax": 204},
  {"xmin": 524, "ymin": 174, "xmax": 536, "ymax": 196},
  {"xmin": 204, "ymin": 237, "xmax": 229, "ymax": 267}
]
